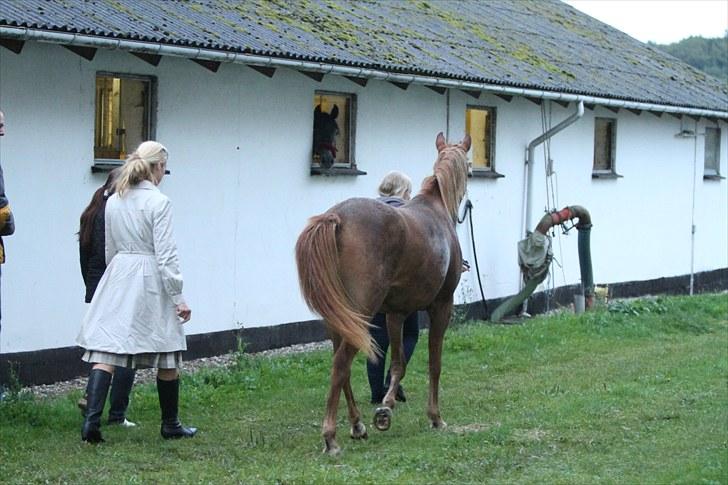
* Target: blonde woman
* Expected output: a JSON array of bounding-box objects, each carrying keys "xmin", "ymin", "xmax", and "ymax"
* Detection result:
[
  {"xmin": 367, "ymin": 171, "xmax": 420, "ymax": 403},
  {"xmin": 377, "ymin": 170, "xmax": 411, "ymax": 202},
  {"xmin": 76, "ymin": 141, "xmax": 196, "ymax": 443}
]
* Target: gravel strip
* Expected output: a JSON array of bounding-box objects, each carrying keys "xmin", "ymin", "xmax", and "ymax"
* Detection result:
[{"xmin": 22, "ymin": 340, "xmax": 332, "ymax": 400}]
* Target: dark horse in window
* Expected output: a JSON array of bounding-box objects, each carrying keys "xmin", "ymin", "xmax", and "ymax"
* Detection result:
[{"xmin": 313, "ymin": 104, "xmax": 340, "ymax": 169}]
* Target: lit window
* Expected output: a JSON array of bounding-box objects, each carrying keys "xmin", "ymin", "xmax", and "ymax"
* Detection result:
[
  {"xmin": 95, "ymin": 73, "xmax": 155, "ymax": 162},
  {"xmin": 465, "ymin": 106, "xmax": 496, "ymax": 172},
  {"xmin": 312, "ymin": 92, "xmax": 355, "ymax": 171},
  {"xmin": 593, "ymin": 117, "xmax": 617, "ymax": 175},
  {"xmin": 704, "ymin": 127, "xmax": 721, "ymax": 177}
]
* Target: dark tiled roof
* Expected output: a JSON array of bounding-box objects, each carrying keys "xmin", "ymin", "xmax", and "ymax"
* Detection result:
[{"xmin": 1, "ymin": 0, "xmax": 726, "ymax": 111}]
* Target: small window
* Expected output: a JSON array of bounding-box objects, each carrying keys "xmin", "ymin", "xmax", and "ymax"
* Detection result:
[
  {"xmin": 94, "ymin": 73, "xmax": 155, "ymax": 163},
  {"xmin": 593, "ymin": 117, "xmax": 617, "ymax": 176},
  {"xmin": 465, "ymin": 106, "xmax": 498, "ymax": 175},
  {"xmin": 312, "ymin": 92, "xmax": 357, "ymax": 173},
  {"xmin": 704, "ymin": 127, "xmax": 721, "ymax": 177}
]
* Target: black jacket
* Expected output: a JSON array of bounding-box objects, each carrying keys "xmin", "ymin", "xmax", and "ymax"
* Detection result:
[{"xmin": 79, "ymin": 210, "xmax": 106, "ymax": 303}]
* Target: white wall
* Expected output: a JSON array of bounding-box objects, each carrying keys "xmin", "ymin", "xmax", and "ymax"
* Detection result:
[
  {"xmin": 454, "ymin": 97, "xmax": 728, "ymax": 302},
  {"xmin": 0, "ymin": 42, "xmax": 725, "ymax": 353}
]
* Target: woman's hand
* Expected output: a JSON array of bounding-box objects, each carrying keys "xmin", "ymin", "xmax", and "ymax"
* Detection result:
[{"xmin": 176, "ymin": 303, "xmax": 191, "ymax": 323}]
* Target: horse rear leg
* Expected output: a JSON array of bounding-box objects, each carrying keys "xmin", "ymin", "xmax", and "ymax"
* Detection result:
[
  {"xmin": 382, "ymin": 313, "xmax": 406, "ymax": 408},
  {"xmin": 329, "ymin": 330, "xmax": 366, "ymax": 440},
  {"xmin": 426, "ymin": 300, "xmax": 452, "ymax": 429},
  {"xmin": 322, "ymin": 338, "xmax": 359, "ymax": 455}
]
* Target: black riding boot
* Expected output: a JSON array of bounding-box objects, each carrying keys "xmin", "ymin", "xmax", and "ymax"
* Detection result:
[
  {"xmin": 157, "ymin": 378, "xmax": 197, "ymax": 439},
  {"xmin": 108, "ymin": 367, "xmax": 136, "ymax": 424},
  {"xmin": 81, "ymin": 369, "xmax": 112, "ymax": 443}
]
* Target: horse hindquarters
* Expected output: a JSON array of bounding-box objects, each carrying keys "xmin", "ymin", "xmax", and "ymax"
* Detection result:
[
  {"xmin": 294, "ymin": 212, "xmax": 374, "ymax": 358},
  {"xmin": 295, "ymin": 212, "xmax": 375, "ymax": 454}
]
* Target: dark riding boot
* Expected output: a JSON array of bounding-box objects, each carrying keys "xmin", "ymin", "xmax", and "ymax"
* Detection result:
[
  {"xmin": 157, "ymin": 378, "xmax": 197, "ymax": 439},
  {"xmin": 81, "ymin": 369, "xmax": 112, "ymax": 443},
  {"xmin": 108, "ymin": 367, "xmax": 136, "ymax": 425},
  {"xmin": 367, "ymin": 313, "xmax": 389, "ymax": 403}
]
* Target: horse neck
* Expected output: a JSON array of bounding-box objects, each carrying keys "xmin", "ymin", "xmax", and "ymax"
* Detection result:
[{"xmin": 418, "ymin": 176, "xmax": 459, "ymax": 223}]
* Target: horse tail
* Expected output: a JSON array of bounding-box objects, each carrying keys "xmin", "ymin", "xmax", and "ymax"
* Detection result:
[{"xmin": 295, "ymin": 213, "xmax": 376, "ymax": 359}]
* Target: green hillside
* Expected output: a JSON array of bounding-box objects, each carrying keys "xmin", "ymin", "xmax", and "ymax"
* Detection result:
[{"xmin": 650, "ymin": 34, "xmax": 728, "ymax": 84}]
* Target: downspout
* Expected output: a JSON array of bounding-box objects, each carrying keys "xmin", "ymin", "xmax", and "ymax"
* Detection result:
[
  {"xmin": 1, "ymin": 27, "xmax": 727, "ymax": 120},
  {"xmin": 445, "ymin": 88, "xmax": 451, "ymax": 140},
  {"xmin": 519, "ymin": 101, "xmax": 584, "ymax": 315},
  {"xmin": 689, "ymin": 120, "xmax": 699, "ymax": 295},
  {"xmin": 523, "ymin": 101, "xmax": 585, "ymax": 236}
]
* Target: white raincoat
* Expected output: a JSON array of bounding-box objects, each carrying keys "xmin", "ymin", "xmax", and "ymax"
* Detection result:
[{"xmin": 77, "ymin": 180, "xmax": 187, "ymax": 354}]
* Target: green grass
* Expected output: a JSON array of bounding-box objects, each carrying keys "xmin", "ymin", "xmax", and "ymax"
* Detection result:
[{"xmin": 1, "ymin": 293, "xmax": 726, "ymax": 484}]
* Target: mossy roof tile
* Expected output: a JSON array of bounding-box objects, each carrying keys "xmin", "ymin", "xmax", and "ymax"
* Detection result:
[{"xmin": 1, "ymin": 0, "xmax": 725, "ymax": 111}]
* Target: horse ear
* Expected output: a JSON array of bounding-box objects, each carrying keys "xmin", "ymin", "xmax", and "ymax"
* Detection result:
[
  {"xmin": 435, "ymin": 132, "xmax": 446, "ymax": 152},
  {"xmin": 330, "ymin": 105, "xmax": 339, "ymax": 119},
  {"xmin": 315, "ymin": 105, "xmax": 322, "ymax": 115},
  {"xmin": 461, "ymin": 134, "xmax": 472, "ymax": 153}
]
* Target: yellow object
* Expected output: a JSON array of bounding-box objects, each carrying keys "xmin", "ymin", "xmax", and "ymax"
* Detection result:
[
  {"xmin": 594, "ymin": 285, "xmax": 609, "ymax": 304},
  {"xmin": 0, "ymin": 205, "xmax": 10, "ymax": 226}
]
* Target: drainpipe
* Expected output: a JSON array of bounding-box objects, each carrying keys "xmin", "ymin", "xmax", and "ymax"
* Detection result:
[
  {"xmin": 523, "ymin": 101, "xmax": 585, "ymax": 236},
  {"xmin": 518, "ymin": 102, "xmax": 584, "ymax": 315},
  {"xmin": 1, "ymin": 27, "xmax": 727, "ymax": 120},
  {"xmin": 689, "ymin": 120, "xmax": 699, "ymax": 295}
]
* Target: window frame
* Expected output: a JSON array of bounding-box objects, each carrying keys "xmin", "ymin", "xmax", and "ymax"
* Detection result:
[
  {"xmin": 310, "ymin": 90, "xmax": 364, "ymax": 176},
  {"xmin": 592, "ymin": 116, "xmax": 621, "ymax": 179},
  {"xmin": 466, "ymin": 105, "xmax": 504, "ymax": 179},
  {"xmin": 92, "ymin": 71, "xmax": 157, "ymax": 173},
  {"xmin": 703, "ymin": 126, "xmax": 723, "ymax": 180}
]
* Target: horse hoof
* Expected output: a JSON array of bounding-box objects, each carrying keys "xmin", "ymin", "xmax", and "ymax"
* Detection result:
[
  {"xmin": 430, "ymin": 419, "xmax": 448, "ymax": 429},
  {"xmin": 323, "ymin": 442, "xmax": 342, "ymax": 456},
  {"xmin": 373, "ymin": 407, "xmax": 392, "ymax": 431},
  {"xmin": 350, "ymin": 421, "xmax": 368, "ymax": 440}
]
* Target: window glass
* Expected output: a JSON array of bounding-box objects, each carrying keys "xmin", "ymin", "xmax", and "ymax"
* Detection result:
[
  {"xmin": 593, "ymin": 117, "xmax": 616, "ymax": 172},
  {"xmin": 466, "ymin": 107, "xmax": 495, "ymax": 170},
  {"xmin": 312, "ymin": 92, "xmax": 353, "ymax": 168},
  {"xmin": 704, "ymin": 127, "xmax": 721, "ymax": 175},
  {"xmin": 95, "ymin": 74, "xmax": 153, "ymax": 160}
]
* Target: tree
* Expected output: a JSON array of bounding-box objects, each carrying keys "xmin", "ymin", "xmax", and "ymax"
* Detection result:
[{"xmin": 649, "ymin": 34, "xmax": 728, "ymax": 84}]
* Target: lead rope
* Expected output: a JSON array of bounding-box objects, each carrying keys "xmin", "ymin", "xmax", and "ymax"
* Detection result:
[{"xmin": 458, "ymin": 198, "xmax": 488, "ymax": 317}]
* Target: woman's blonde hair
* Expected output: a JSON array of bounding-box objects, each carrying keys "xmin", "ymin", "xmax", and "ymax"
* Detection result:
[
  {"xmin": 114, "ymin": 141, "xmax": 168, "ymax": 196},
  {"xmin": 378, "ymin": 171, "xmax": 412, "ymax": 199}
]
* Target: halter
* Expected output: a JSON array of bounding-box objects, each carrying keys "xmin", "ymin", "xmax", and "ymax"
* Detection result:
[{"xmin": 317, "ymin": 142, "xmax": 338, "ymax": 159}]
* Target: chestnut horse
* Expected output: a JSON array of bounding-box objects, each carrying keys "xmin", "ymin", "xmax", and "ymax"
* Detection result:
[{"xmin": 295, "ymin": 132, "xmax": 471, "ymax": 454}]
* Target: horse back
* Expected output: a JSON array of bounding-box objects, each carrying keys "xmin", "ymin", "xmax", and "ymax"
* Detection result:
[
  {"xmin": 395, "ymin": 196, "xmax": 463, "ymax": 304},
  {"xmin": 330, "ymin": 196, "xmax": 461, "ymax": 315}
]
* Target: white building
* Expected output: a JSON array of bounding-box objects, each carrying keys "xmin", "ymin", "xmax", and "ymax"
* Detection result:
[{"xmin": 0, "ymin": 0, "xmax": 725, "ymax": 385}]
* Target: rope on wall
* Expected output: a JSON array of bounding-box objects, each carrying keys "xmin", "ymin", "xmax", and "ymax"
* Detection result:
[
  {"xmin": 540, "ymin": 101, "xmax": 568, "ymax": 311},
  {"xmin": 458, "ymin": 199, "xmax": 488, "ymax": 317}
]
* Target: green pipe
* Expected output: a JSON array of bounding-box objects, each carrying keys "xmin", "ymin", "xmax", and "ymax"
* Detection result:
[
  {"xmin": 490, "ymin": 205, "xmax": 594, "ymax": 321},
  {"xmin": 490, "ymin": 270, "xmax": 548, "ymax": 322},
  {"xmin": 577, "ymin": 225, "xmax": 594, "ymax": 305}
]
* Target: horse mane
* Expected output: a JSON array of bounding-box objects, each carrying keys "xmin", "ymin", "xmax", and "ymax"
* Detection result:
[{"xmin": 420, "ymin": 146, "xmax": 469, "ymax": 221}]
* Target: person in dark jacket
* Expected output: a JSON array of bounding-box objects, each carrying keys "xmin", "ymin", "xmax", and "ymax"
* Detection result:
[
  {"xmin": 0, "ymin": 110, "xmax": 15, "ymax": 342},
  {"xmin": 77, "ymin": 169, "xmax": 137, "ymax": 427},
  {"xmin": 367, "ymin": 171, "xmax": 420, "ymax": 404}
]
